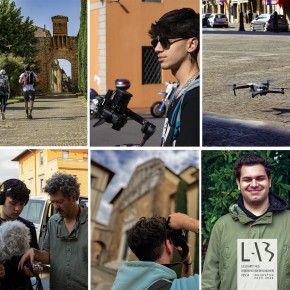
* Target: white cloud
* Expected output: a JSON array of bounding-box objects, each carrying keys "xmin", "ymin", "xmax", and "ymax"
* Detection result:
[
  {"xmin": 96, "ymin": 199, "xmax": 112, "ymax": 225},
  {"xmin": 92, "ymin": 150, "xmax": 200, "ymax": 224},
  {"xmin": 0, "ymin": 149, "xmax": 23, "ymax": 182}
]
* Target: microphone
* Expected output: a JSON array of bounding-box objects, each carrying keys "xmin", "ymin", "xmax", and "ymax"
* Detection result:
[{"xmin": 0, "ymin": 220, "xmax": 31, "ymax": 262}]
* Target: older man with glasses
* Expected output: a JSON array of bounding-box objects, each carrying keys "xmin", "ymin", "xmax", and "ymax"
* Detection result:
[
  {"xmin": 19, "ymin": 173, "xmax": 88, "ymax": 290},
  {"xmin": 149, "ymin": 8, "xmax": 200, "ymax": 147}
]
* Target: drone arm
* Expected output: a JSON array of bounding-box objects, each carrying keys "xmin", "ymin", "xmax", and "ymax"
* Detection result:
[
  {"xmin": 267, "ymin": 89, "xmax": 284, "ymax": 94},
  {"xmin": 233, "ymin": 84, "xmax": 251, "ymax": 96}
]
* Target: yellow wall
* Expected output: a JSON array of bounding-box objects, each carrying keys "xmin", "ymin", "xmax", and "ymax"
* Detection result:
[
  {"xmin": 90, "ymin": 0, "xmax": 200, "ymax": 110},
  {"xmin": 16, "ymin": 149, "xmax": 88, "ymax": 197}
]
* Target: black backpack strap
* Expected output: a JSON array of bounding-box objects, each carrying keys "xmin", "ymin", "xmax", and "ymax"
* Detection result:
[{"xmin": 147, "ymin": 279, "xmax": 172, "ymax": 290}]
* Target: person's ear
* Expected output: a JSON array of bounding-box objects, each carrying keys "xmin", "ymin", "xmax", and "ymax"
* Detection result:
[
  {"xmin": 187, "ymin": 37, "xmax": 198, "ymax": 53},
  {"xmin": 165, "ymin": 239, "xmax": 173, "ymax": 255}
]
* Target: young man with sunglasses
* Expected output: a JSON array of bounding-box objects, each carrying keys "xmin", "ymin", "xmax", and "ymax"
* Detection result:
[
  {"xmin": 111, "ymin": 215, "xmax": 199, "ymax": 290},
  {"xmin": 149, "ymin": 8, "xmax": 200, "ymax": 146},
  {"xmin": 19, "ymin": 173, "xmax": 88, "ymax": 290}
]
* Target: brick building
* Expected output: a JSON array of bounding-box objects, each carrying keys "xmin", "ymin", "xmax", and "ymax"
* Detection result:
[
  {"xmin": 92, "ymin": 158, "xmax": 199, "ymax": 273},
  {"xmin": 34, "ymin": 16, "xmax": 78, "ymax": 94}
]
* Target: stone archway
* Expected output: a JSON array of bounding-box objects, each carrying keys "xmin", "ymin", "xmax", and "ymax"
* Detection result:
[
  {"xmin": 91, "ymin": 240, "xmax": 106, "ymax": 266},
  {"xmin": 34, "ymin": 15, "xmax": 78, "ymax": 94},
  {"xmin": 48, "ymin": 56, "xmax": 74, "ymax": 93}
]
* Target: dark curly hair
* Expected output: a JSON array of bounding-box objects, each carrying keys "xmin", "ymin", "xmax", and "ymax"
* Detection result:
[
  {"xmin": 1, "ymin": 179, "xmax": 30, "ymax": 204},
  {"xmin": 148, "ymin": 8, "xmax": 200, "ymax": 59},
  {"xmin": 234, "ymin": 153, "xmax": 272, "ymax": 180},
  {"xmin": 128, "ymin": 216, "xmax": 170, "ymax": 262},
  {"xmin": 44, "ymin": 172, "xmax": 80, "ymax": 200}
]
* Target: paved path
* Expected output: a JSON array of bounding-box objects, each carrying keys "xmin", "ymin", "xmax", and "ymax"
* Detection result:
[
  {"xmin": 0, "ymin": 94, "xmax": 87, "ymax": 146},
  {"xmin": 90, "ymin": 113, "xmax": 164, "ymax": 147},
  {"xmin": 202, "ymin": 27, "xmax": 290, "ymax": 146}
]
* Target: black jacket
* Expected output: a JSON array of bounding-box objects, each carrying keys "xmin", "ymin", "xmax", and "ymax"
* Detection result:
[{"xmin": 0, "ymin": 217, "xmax": 39, "ymax": 290}]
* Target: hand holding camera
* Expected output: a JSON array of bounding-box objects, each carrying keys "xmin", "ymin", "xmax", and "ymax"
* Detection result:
[{"xmin": 168, "ymin": 213, "xmax": 199, "ymax": 234}]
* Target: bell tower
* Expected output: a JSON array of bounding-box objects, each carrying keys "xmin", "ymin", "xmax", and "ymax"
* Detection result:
[{"xmin": 51, "ymin": 15, "xmax": 69, "ymax": 49}]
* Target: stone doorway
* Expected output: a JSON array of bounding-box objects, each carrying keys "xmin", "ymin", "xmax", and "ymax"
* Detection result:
[{"xmin": 50, "ymin": 58, "xmax": 72, "ymax": 93}]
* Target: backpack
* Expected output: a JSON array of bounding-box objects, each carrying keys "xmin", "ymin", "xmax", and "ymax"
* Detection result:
[
  {"xmin": 147, "ymin": 279, "xmax": 172, "ymax": 290},
  {"xmin": 0, "ymin": 74, "xmax": 8, "ymax": 95},
  {"xmin": 24, "ymin": 71, "xmax": 35, "ymax": 85}
]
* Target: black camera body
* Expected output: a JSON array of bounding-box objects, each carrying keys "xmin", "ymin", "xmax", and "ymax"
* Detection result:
[
  {"xmin": 91, "ymin": 79, "xmax": 156, "ymax": 146},
  {"xmin": 102, "ymin": 88, "xmax": 133, "ymax": 131}
]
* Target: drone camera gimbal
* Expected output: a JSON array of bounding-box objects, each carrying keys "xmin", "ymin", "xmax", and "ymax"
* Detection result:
[{"xmin": 92, "ymin": 79, "xmax": 156, "ymax": 146}]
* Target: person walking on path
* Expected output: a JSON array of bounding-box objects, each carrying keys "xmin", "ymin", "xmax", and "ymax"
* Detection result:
[
  {"xmin": 0, "ymin": 69, "xmax": 10, "ymax": 120},
  {"xmin": 19, "ymin": 64, "xmax": 38, "ymax": 119}
]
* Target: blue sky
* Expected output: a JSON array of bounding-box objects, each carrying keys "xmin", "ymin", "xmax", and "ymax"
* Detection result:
[
  {"xmin": 13, "ymin": 0, "xmax": 81, "ymax": 36},
  {"xmin": 12, "ymin": 0, "xmax": 81, "ymax": 76},
  {"xmin": 91, "ymin": 150, "xmax": 200, "ymax": 224}
]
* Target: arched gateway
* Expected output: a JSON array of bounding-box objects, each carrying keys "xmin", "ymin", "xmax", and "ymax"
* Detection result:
[{"xmin": 34, "ymin": 16, "xmax": 78, "ymax": 94}]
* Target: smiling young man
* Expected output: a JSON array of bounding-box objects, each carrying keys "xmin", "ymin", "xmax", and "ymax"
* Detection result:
[
  {"xmin": 19, "ymin": 173, "xmax": 88, "ymax": 290},
  {"xmin": 202, "ymin": 153, "xmax": 290, "ymax": 290},
  {"xmin": 149, "ymin": 8, "xmax": 200, "ymax": 147}
]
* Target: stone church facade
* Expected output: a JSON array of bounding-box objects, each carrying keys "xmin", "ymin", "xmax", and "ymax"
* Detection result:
[
  {"xmin": 34, "ymin": 16, "xmax": 78, "ymax": 94},
  {"xmin": 92, "ymin": 158, "xmax": 199, "ymax": 272}
]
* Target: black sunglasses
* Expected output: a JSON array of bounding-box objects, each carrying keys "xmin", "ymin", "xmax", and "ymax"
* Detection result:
[{"xmin": 151, "ymin": 37, "xmax": 187, "ymax": 49}]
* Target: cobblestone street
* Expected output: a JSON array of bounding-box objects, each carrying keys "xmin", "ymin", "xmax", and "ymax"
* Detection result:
[
  {"xmin": 202, "ymin": 28, "xmax": 290, "ymax": 146},
  {"xmin": 0, "ymin": 94, "xmax": 87, "ymax": 146}
]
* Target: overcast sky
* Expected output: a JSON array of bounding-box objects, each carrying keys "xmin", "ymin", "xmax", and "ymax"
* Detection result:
[
  {"xmin": 0, "ymin": 149, "xmax": 24, "ymax": 182},
  {"xmin": 91, "ymin": 150, "xmax": 200, "ymax": 225}
]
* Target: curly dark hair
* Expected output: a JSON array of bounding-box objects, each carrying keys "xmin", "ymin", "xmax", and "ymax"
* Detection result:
[
  {"xmin": 234, "ymin": 153, "xmax": 272, "ymax": 180},
  {"xmin": 1, "ymin": 179, "xmax": 30, "ymax": 205},
  {"xmin": 128, "ymin": 216, "xmax": 170, "ymax": 262},
  {"xmin": 44, "ymin": 172, "xmax": 80, "ymax": 200},
  {"xmin": 148, "ymin": 8, "xmax": 200, "ymax": 59}
]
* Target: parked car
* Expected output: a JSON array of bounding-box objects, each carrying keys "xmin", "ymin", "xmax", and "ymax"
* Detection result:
[
  {"xmin": 202, "ymin": 13, "xmax": 211, "ymax": 27},
  {"xmin": 250, "ymin": 13, "xmax": 289, "ymax": 32},
  {"xmin": 207, "ymin": 13, "xmax": 229, "ymax": 28},
  {"xmin": 20, "ymin": 195, "xmax": 88, "ymax": 249}
]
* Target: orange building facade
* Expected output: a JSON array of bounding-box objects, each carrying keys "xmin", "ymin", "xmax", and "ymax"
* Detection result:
[{"xmin": 90, "ymin": 0, "xmax": 200, "ymax": 111}]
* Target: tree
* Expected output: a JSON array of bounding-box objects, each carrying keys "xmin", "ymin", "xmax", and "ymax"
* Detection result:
[
  {"xmin": 0, "ymin": 53, "xmax": 25, "ymax": 96},
  {"xmin": 0, "ymin": 0, "xmax": 38, "ymax": 61},
  {"xmin": 78, "ymin": 0, "xmax": 87, "ymax": 96}
]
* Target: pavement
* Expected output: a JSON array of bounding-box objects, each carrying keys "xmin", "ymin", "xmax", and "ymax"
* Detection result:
[
  {"xmin": 90, "ymin": 112, "xmax": 164, "ymax": 147},
  {"xmin": 0, "ymin": 93, "xmax": 87, "ymax": 146},
  {"xmin": 202, "ymin": 24, "xmax": 290, "ymax": 146}
]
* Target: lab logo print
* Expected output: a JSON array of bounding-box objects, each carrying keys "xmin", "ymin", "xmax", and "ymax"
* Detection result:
[{"xmin": 237, "ymin": 239, "xmax": 277, "ymax": 290}]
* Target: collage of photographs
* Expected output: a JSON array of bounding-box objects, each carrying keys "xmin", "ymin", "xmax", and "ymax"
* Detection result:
[{"xmin": 0, "ymin": 0, "xmax": 290, "ymax": 289}]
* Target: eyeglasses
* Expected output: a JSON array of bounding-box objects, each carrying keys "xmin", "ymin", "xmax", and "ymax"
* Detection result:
[{"xmin": 151, "ymin": 37, "xmax": 187, "ymax": 49}]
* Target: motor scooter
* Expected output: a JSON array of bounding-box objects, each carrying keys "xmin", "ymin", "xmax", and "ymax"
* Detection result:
[{"xmin": 150, "ymin": 82, "xmax": 177, "ymax": 118}]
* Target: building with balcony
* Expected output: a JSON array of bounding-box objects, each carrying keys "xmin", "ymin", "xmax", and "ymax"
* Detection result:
[{"xmin": 12, "ymin": 149, "xmax": 88, "ymax": 197}]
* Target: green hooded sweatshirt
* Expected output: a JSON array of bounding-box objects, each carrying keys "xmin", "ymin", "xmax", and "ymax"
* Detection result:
[{"xmin": 202, "ymin": 192, "xmax": 290, "ymax": 290}]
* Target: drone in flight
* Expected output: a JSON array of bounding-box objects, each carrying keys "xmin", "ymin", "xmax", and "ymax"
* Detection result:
[{"xmin": 232, "ymin": 80, "xmax": 285, "ymax": 98}]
